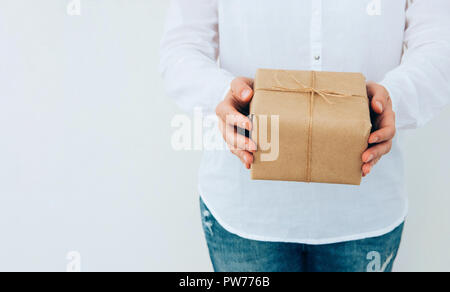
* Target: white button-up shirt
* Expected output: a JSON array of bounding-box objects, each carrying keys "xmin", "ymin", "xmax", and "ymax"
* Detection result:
[{"xmin": 160, "ymin": 0, "xmax": 450, "ymax": 244}]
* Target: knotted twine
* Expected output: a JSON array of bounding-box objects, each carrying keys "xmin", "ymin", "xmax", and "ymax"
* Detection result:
[{"xmin": 255, "ymin": 71, "xmax": 365, "ymax": 182}]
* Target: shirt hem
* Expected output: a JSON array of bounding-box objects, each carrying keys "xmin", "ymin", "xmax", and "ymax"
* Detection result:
[{"xmin": 199, "ymin": 185, "xmax": 408, "ymax": 246}]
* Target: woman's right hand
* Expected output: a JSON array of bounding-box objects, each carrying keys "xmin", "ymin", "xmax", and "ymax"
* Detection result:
[{"xmin": 215, "ymin": 77, "xmax": 257, "ymax": 169}]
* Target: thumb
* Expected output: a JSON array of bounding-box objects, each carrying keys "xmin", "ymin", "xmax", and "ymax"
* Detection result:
[
  {"xmin": 231, "ymin": 77, "xmax": 254, "ymax": 104},
  {"xmin": 367, "ymin": 82, "xmax": 389, "ymax": 114}
]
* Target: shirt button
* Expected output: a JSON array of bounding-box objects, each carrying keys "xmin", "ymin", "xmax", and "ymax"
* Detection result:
[{"xmin": 314, "ymin": 55, "xmax": 321, "ymax": 61}]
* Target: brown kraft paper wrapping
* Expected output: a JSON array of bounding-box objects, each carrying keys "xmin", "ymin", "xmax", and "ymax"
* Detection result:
[{"xmin": 250, "ymin": 69, "xmax": 372, "ymax": 185}]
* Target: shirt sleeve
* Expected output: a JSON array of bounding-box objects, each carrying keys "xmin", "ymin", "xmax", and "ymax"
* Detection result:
[
  {"xmin": 380, "ymin": 0, "xmax": 450, "ymax": 130},
  {"xmin": 159, "ymin": 0, "xmax": 235, "ymax": 113}
]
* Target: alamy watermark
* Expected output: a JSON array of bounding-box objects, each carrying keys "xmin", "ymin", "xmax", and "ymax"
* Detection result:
[
  {"xmin": 66, "ymin": 251, "xmax": 81, "ymax": 272},
  {"xmin": 67, "ymin": 0, "xmax": 81, "ymax": 16},
  {"xmin": 170, "ymin": 107, "xmax": 279, "ymax": 162},
  {"xmin": 366, "ymin": 251, "xmax": 394, "ymax": 272},
  {"xmin": 366, "ymin": 0, "xmax": 382, "ymax": 16}
]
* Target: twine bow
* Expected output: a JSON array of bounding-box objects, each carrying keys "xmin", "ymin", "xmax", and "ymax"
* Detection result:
[{"xmin": 256, "ymin": 70, "xmax": 365, "ymax": 182}]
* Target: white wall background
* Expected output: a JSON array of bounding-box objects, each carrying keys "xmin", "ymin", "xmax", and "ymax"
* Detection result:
[{"xmin": 0, "ymin": 0, "xmax": 448, "ymax": 272}]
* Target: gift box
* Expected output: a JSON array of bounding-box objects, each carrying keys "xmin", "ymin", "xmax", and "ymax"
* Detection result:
[{"xmin": 250, "ymin": 69, "xmax": 372, "ymax": 185}]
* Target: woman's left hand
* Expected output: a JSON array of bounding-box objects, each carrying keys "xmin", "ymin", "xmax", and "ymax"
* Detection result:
[{"xmin": 362, "ymin": 82, "xmax": 397, "ymax": 177}]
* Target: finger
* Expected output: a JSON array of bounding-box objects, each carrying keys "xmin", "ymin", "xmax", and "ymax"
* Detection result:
[
  {"xmin": 225, "ymin": 111, "xmax": 253, "ymax": 131},
  {"xmin": 369, "ymin": 120, "xmax": 396, "ymax": 144},
  {"xmin": 216, "ymin": 101, "xmax": 253, "ymax": 131},
  {"xmin": 371, "ymin": 92, "xmax": 387, "ymax": 114},
  {"xmin": 367, "ymin": 82, "xmax": 389, "ymax": 114},
  {"xmin": 362, "ymin": 141, "xmax": 393, "ymax": 163},
  {"xmin": 222, "ymin": 122, "xmax": 257, "ymax": 152},
  {"xmin": 362, "ymin": 157, "xmax": 381, "ymax": 176},
  {"xmin": 369, "ymin": 110, "xmax": 396, "ymax": 144},
  {"xmin": 231, "ymin": 77, "xmax": 254, "ymax": 104},
  {"xmin": 362, "ymin": 163, "xmax": 371, "ymax": 177},
  {"xmin": 230, "ymin": 148, "xmax": 254, "ymax": 169}
]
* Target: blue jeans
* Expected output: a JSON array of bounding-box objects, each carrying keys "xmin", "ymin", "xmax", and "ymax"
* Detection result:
[{"xmin": 200, "ymin": 197, "xmax": 404, "ymax": 272}]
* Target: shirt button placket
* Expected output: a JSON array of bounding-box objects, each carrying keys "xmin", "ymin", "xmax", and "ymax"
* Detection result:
[{"xmin": 310, "ymin": 0, "xmax": 323, "ymax": 71}]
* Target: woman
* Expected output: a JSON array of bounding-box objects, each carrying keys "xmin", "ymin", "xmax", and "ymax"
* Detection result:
[{"xmin": 160, "ymin": 0, "xmax": 450, "ymax": 272}]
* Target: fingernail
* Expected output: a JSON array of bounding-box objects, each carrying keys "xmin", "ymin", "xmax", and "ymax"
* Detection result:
[
  {"xmin": 365, "ymin": 154, "xmax": 374, "ymax": 162},
  {"xmin": 243, "ymin": 155, "xmax": 249, "ymax": 164},
  {"xmin": 241, "ymin": 89, "xmax": 251, "ymax": 99},
  {"xmin": 243, "ymin": 121, "xmax": 252, "ymax": 131},
  {"xmin": 376, "ymin": 101, "xmax": 383, "ymax": 112},
  {"xmin": 370, "ymin": 137, "xmax": 379, "ymax": 144}
]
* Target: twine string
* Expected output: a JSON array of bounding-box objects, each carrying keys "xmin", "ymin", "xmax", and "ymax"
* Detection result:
[{"xmin": 255, "ymin": 70, "xmax": 365, "ymax": 182}]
